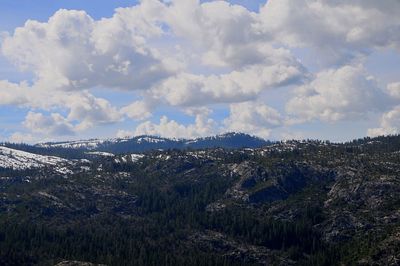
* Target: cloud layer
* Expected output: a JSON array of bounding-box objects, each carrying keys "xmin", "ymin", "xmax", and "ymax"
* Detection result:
[{"xmin": 0, "ymin": 0, "xmax": 399, "ymax": 141}]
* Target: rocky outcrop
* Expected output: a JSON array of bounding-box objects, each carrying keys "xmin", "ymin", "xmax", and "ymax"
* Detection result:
[{"xmin": 189, "ymin": 230, "xmax": 293, "ymax": 265}]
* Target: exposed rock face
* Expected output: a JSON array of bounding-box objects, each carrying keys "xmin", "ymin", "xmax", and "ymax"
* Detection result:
[
  {"xmin": 321, "ymin": 165, "xmax": 400, "ymax": 243},
  {"xmin": 189, "ymin": 230, "xmax": 293, "ymax": 265},
  {"xmin": 227, "ymin": 161, "xmax": 334, "ymax": 204},
  {"xmin": 230, "ymin": 161, "xmax": 269, "ymax": 189}
]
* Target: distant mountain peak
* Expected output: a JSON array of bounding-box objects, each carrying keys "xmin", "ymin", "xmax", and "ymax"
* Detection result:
[{"xmin": 33, "ymin": 132, "xmax": 271, "ymax": 154}]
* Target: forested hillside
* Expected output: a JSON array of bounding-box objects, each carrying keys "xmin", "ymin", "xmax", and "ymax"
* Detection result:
[{"xmin": 0, "ymin": 135, "xmax": 399, "ymax": 265}]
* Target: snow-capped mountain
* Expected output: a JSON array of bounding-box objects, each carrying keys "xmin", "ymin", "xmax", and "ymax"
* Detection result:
[
  {"xmin": 36, "ymin": 136, "xmax": 171, "ymax": 150},
  {"xmin": 0, "ymin": 146, "xmax": 77, "ymax": 174},
  {"xmin": 37, "ymin": 139, "xmax": 109, "ymax": 150},
  {"xmin": 35, "ymin": 133, "xmax": 270, "ymax": 154}
]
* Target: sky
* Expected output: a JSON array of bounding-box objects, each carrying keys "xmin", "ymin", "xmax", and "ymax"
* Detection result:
[{"xmin": 0, "ymin": 0, "xmax": 399, "ymax": 143}]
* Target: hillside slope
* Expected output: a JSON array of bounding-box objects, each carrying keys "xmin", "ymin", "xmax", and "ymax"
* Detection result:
[{"xmin": 0, "ymin": 135, "xmax": 399, "ymax": 265}]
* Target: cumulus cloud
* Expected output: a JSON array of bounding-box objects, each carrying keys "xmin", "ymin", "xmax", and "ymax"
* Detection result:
[
  {"xmin": 386, "ymin": 82, "xmax": 400, "ymax": 100},
  {"xmin": 120, "ymin": 100, "xmax": 153, "ymax": 120},
  {"xmin": 64, "ymin": 92, "xmax": 122, "ymax": 131},
  {"xmin": 9, "ymin": 132, "xmax": 38, "ymax": 144},
  {"xmin": 149, "ymin": 62, "xmax": 306, "ymax": 107},
  {"xmin": 164, "ymin": 0, "xmax": 264, "ymax": 68},
  {"xmin": 259, "ymin": 0, "xmax": 400, "ymax": 63},
  {"xmin": 134, "ymin": 0, "xmax": 309, "ymax": 108},
  {"xmin": 1, "ymin": 0, "xmax": 399, "ymax": 140},
  {"xmin": 0, "ymin": 80, "xmax": 122, "ymax": 132},
  {"xmin": 1, "ymin": 1, "xmax": 308, "ymax": 139},
  {"xmin": 162, "ymin": 0, "xmax": 400, "ymax": 68},
  {"xmin": 0, "ymin": 2, "xmax": 169, "ymax": 138},
  {"xmin": 134, "ymin": 113, "xmax": 216, "ymax": 139},
  {"xmin": 224, "ymin": 101, "xmax": 283, "ymax": 138},
  {"xmin": 0, "ymin": 80, "xmax": 121, "ymax": 137},
  {"xmin": 0, "ymin": 1, "xmax": 307, "ymax": 137},
  {"xmin": 0, "ymin": 79, "xmax": 63, "ymax": 110},
  {"xmin": 286, "ymin": 65, "xmax": 387, "ymax": 122},
  {"xmin": 23, "ymin": 111, "xmax": 75, "ymax": 136},
  {"xmin": 367, "ymin": 106, "xmax": 400, "ymax": 137},
  {"xmin": 1, "ymin": 6, "xmax": 174, "ymax": 92},
  {"xmin": 0, "ymin": 80, "xmax": 30, "ymax": 106}
]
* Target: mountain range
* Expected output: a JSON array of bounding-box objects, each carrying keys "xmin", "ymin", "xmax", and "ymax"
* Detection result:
[
  {"xmin": 0, "ymin": 133, "xmax": 399, "ymax": 265},
  {"xmin": 1, "ymin": 132, "xmax": 270, "ymax": 159}
]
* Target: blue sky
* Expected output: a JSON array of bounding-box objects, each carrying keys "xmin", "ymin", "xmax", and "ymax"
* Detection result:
[{"xmin": 0, "ymin": 0, "xmax": 399, "ymax": 143}]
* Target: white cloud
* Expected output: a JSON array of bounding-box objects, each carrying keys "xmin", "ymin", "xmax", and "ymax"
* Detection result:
[
  {"xmin": 1, "ymin": 6, "xmax": 174, "ymax": 92},
  {"xmin": 4, "ymin": 1, "xmax": 307, "ymax": 138},
  {"xmin": 134, "ymin": 113, "xmax": 216, "ymax": 139},
  {"xmin": 116, "ymin": 129, "xmax": 134, "ymax": 139},
  {"xmin": 149, "ymin": 62, "xmax": 306, "ymax": 106},
  {"xmin": 0, "ymin": 3, "xmax": 171, "ymax": 136},
  {"xmin": 0, "ymin": 80, "xmax": 65, "ymax": 110},
  {"xmin": 164, "ymin": 0, "xmax": 261, "ymax": 68},
  {"xmin": 138, "ymin": 0, "xmax": 308, "ymax": 108},
  {"xmin": 1, "ymin": 0, "xmax": 399, "ymax": 140},
  {"xmin": 286, "ymin": 65, "xmax": 387, "ymax": 122},
  {"xmin": 120, "ymin": 100, "xmax": 153, "ymax": 120},
  {"xmin": 386, "ymin": 82, "xmax": 400, "ymax": 100},
  {"xmin": 224, "ymin": 101, "xmax": 283, "ymax": 138},
  {"xmin": 160, "ymin": 0, "xmax": 400, "ymax": 69},
  {"xmin": 367, "ymin": 106, "xmax": 400, "ymax": 137},
  {"xmin": 0, "ymin": 80, "xmax": 122, "ymax": 134},
  {"xmin": 5, "ymin": 0, "xmax": 397, "ymax": 91},
  {"xmin": 0, "ymin": 0, "xmax": 308, "ymax": 139},
  {"xmin": 64, "ymin": 91, "xmax": 122, "ymax": 131},
  {"xmin": 280, "ymin": 131, "xmax": 305, "ymax": 141},
  {"xmin": 162, "ymin": 0, "xmax": 311, "ymax": 77},
  {"xmin": 23, "ymin": 111, "xmax": 75, "ymax": 136},
  {"xmin": 258, "ymin": 0, "xmax": 400, "ymax": 64},
  {"xmin": 183, "ymin": 106, "xmax": 212, "ymax": 117},
  {"xmin": 0, "ymin": 80, "xmax": 30, "ymax": 106},
  {"xmin": 8, "ymin": 132, "xmax": 38, "ymax": 144}
]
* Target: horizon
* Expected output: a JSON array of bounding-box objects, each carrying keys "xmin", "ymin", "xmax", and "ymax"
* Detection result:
[
  {"xmin": 1, "ymin": 131, "xmax": 398, "ymax": 147},
  {"xmin": 1, "ymin": 0, "xmax": 399, "ymax": 143}
]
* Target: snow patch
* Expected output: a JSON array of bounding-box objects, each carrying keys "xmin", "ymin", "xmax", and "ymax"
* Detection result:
[{"xmin": 0, "ymin": 146, "xmax": 73, "ymax": 173}]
